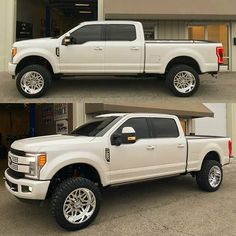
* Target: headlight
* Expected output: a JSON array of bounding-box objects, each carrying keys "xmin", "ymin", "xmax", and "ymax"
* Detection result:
[{"xmin": 25, "ymin": 153, "xmax": 47, "ymax": 179}]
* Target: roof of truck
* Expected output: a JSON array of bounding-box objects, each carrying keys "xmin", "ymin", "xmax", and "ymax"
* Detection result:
[
  {"xmin": 80, "ymin": 20, "xmax": 140, "ymax": 25},
  {"xmin": 96, "ymin": 113, "xmax": 177, "ymax": 119}
]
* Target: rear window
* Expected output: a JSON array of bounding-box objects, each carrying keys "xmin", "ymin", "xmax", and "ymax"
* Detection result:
[
  {"xmin": 107, "ymin": 24, "xmax": 136, "ymax": 41},
  {"xmin": 150, "ymin": 118, "xmax": 179, "ymax": 138}
]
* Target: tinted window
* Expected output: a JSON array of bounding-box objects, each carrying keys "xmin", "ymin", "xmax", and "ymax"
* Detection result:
[
  {"xmin": 150, "ymin": 118, "xmax": 179, "ymax": 138},
  {"xmin": 71, "ymin": 25, "xmax": 103, "ymax": 44},
  {"xmin": 116, "ymin": 118, "xmax": 150, "ymax": 139},
  {"xmin": 71, "ymin": 117, "xmax": 118, "ymax": 137},
  {"xmin": 107, "ymin": 24, "xmax": 136, "ymax": 41}
]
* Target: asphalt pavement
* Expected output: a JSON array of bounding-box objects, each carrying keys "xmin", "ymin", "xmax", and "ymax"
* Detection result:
[
  {"xmin": 0, "ymin": 159, "xmax": 236, "ymax": 236},
  {"xmin": 0, "ymin": 72, "xmax": 236, "ymax": 103}
]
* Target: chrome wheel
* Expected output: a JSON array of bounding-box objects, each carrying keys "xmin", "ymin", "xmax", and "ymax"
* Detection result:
[
  {"xmin": 63, "ymin": 188, "xmax": 96, "ymax": 224},
  {"xmin": 173, "ymin": 71, "xmax": 196, "ymax": 94},
  {"xmin": 20, "ymin": 71, "xmax": 44, "ymax": 95},
  {"xmin": 208, "ymin": 166, "xmax": 222, "ymax": 188}
]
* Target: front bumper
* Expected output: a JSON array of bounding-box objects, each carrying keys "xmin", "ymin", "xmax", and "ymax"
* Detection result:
[
  {"xmin": 4, "ymin": 169, "xmax": 50, "ymax": 200},
  {"xmin": 8, "ymin": 62, "xmax": 17, "ymax": 76}
]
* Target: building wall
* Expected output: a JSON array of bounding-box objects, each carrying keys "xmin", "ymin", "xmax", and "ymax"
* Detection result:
[
  {"xmin": 156, "ymin": 21, "xmax": 187, "ymax": 39},
  {"xmin": 194, "ymin": 104, "xmax": 227, "ymax": 136},
  {"xmin": 104, "ymin": 0, "xmax": 236, "ymax": 19},
  {"xmin": 231, "ymin": 22, "xmax": 236, "ymax": 71},
  {"xmin": 226, "ymin": 104, "xmax": 236, "ymax": 157},
  {"xmin": 0, "ymin": 0, "xmax": 16, "ymax": 72},
  {"xmin": 73, "ymin": 103, "xmax": 86, "ymax": 129}
]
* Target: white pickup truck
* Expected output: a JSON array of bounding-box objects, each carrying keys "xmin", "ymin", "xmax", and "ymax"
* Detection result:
[
  {"xmin": 8, "ymin": 21, "xmax": 224, "ymax": 98},
  {"xmin": 5, "ymin": 113, "xmax": 232, "ymax": 231}
]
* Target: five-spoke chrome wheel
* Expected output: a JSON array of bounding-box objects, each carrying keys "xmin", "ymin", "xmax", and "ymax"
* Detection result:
[
  {"xmin": 173, "ymin": 71, "xmax": 196, "ymax": 94},
  {"xmin": 63, "ymin": 188, "xmax": 96, "ymax": 224},
  {"xmin": 208, "ymin": 166, "xmax": 222, "ymax": 188},
  {"xmin": 20, "ymin": 71, "xmax": 44, "ymax": 95}
]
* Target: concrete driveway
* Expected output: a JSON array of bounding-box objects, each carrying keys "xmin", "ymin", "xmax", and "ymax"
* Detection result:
[
  {"xmin": 0, "ymin": 72, "xmax": 236, "ymax": 103},
  {"xmin": 0, "ymin": 159, "xmax": 236, "ymax": 236}
]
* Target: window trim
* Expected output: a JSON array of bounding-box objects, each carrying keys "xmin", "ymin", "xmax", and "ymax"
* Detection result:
[
  {"xmin": 148, "ymin": 118, "xmax": 180, "ymax": 139},
  {"xmin": 106, "ymin": 24, "xmax": 137, "ymax": 42},
  {"xmin": 70, "ymin": 24, "xmax": 106, "ymax": 45}
]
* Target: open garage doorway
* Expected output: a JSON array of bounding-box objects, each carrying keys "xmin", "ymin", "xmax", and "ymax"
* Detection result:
[
  {"xmin": 0, "ymin": 104, "xmax": 73, "ymax": 177},
  {"xmin": 16, "ymin": 0, "xmax": 98, "ymax": 40}
]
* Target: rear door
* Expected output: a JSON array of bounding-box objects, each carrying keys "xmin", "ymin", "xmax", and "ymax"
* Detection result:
[
  {"xmin": 148, "ymin": 118, "xmax": 187, "ymax": 175},
  {"xmin": 104, "ymin": 24, "xmax": 143, "ymax": 73}
]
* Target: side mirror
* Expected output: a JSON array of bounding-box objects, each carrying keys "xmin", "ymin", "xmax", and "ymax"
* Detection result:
[
  {"xmin": 121, "ymin": 127, "xmax": 136, "ymax": 144},
  {"xmin": 63, "ymin": 35, "xmax": 72, "ymax": 46},
  {"xmin": 111, "ymin": 127, "xmax": 136, "ymax": 146}
]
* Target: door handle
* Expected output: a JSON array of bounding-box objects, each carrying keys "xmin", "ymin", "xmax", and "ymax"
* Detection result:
[
  {"xmin": 131, "ymin": 47, "xmax": 139, "ymax": 51},
  {"xmin": 94, "ymin": 47, "xmax": 103, "ymax": 51},
  {"xmin": 146, "ymin": 145, "xmax": 155, "ymax": 151},
  {"xmin": 177, "ymin": 144, "xmax": 185, "ymax": 149}
]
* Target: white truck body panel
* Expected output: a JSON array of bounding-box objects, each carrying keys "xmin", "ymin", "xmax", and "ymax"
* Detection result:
[
  {"xmin": 5, "ymin": 113, "xmax": 231, "ymax": 200},
  {"xmin": 9, "ymin": 21, "xmax": 221, "ymax": 76}
]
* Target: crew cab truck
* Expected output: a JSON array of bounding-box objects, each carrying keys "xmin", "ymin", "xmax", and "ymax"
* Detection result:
[
  {"xmin": 8, "ymin": 21, "xmax": 224, "ymax": 98},
  {"xmin": 4, "ymin": 113, "xmax": 232, "ymax": 231}
]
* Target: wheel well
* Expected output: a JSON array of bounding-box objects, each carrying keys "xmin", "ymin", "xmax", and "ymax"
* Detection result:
[
  {"xmin": 47, "ymin": 164, "xmax": 102, "ymax": 197},
  {"xmin": 16, "ymin": 56, "xmax": 54, "ymax": 75},
  {"xmin": 203, "ymin": 151, "xmax": 221, "ymax": 164},
  {"xmin": 165, "ymin": 56, "xmax": 201, "ymax": 74}
]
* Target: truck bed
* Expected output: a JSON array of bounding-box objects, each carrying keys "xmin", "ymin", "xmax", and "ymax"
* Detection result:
[
  {"xmin": 186, "ymin": 135, "xmax": 227, "ymax": 140},
  {"xmin": 146, "ymin": 40, "xmax": 217, "ymax": 44}
]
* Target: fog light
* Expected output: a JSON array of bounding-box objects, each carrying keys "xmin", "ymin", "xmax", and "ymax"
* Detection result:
[{"xmin": 21, "ymin": 185, "xmax": 32, "ymax": 193}]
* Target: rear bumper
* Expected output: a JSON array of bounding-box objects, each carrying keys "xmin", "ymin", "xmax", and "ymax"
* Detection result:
[
  {"xmin": 4, "ymin": 169, "xmax": 50, "ymax": 200},
  {"xmin": 8, "ymin": 62, "xmax": 17, "ymax": 76}
]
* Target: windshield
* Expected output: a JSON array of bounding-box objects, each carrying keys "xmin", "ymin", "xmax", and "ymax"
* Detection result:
[{"xmin": 70, "ymin": 116, "xmax": 120, "ymax": 137}]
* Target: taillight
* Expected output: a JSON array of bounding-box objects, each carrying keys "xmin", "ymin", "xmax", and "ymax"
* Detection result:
[
  {"xmin": 216, "ymin": 47, "xmax": 224, "ymax": 64},
  {"xmin": 228, "ymin": 140, "xmax": 232, "ymax": 157}
]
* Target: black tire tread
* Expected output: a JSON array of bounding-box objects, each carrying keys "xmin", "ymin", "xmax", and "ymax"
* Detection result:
[
  {"xmin": 51, "ymin": 177, "xmax": 101, "ymax": 231},
  {"xmin": 196, "ymin": 160, "xmax": 223, "ymax": 192},
  {"xmin": 166, "ymin": 64, "xmax": 200, "ymax": 97},
  {"xmin": 16, "ymin": 65, "xmax": 52, "ymax": 98}
]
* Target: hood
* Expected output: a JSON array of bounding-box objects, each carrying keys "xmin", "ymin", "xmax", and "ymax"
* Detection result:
[
  {"xmin": 13, "ymin": 37, "xmax": 58, "ymax": 47},
  {"xmin": 11, "ymin": 135, "xmax": 95, "ymax": 153}
]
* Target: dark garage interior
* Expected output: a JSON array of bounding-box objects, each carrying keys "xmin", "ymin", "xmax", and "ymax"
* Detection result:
[{"xmin": 16, "ymin": 0, "xmax": 98, "ymax": 40}]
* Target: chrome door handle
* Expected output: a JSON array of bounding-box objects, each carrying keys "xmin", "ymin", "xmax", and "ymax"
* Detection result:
[
  {"xmin": 94, "ymin": 47, "xmax": 103, "ymax": 51},
  {"xmin": 177, "ymin": 144, "xmax": 185, "ymax": 148},
  {"xmin": 146, "ymin": 145, "xmax": 155, "ymax": 150},
  {"xmin": 131, "ymin": 47, "xmax": 139, "ymax": 51}
]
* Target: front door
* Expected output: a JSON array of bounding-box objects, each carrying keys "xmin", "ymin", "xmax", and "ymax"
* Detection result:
[
  {"xmin": 109, "ymin": 117, "xmax": 157, "ymax": 184},
  {"xmin": 60, "ymin": 24, "xmax": 105, "ymax": 74}
]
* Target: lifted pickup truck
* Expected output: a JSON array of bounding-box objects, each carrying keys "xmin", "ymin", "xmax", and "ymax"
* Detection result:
[
  {"xmin": 5, "ymin": 113, "xmax": 232, "ymax": 231},
  {"xmin": 8, "ymin": 21, "xmax": 224, "ymax": 98}
]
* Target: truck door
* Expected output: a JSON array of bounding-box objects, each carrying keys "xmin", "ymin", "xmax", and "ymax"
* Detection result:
[
  {"xmin": 109, "ymin": 117, "xmax": 157, "ymax": 184},
  {"xmin": 148, "ymin": 118, "xmax": 187, "ymax": 175},
  {"xmin": 59, "ymin": 24, "xmax": 105, "ymax": 73},
  {"xmin": 104, "ymin": 24, "xmax": 144, "ymax": 73}
]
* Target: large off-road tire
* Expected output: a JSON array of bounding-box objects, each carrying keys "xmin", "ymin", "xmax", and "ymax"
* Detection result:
[
  {"xmin": 16, "ymin": 65, "xmax": 52, "ymax": 98},
  {"xmin": 166, "ymin": 65, "xmax": 200, "ymax": 97},
  {"xmin": 51, "ymin": 177, "xmax": 101, "ymax": 231},
  {"xmin": 196, "ymin": 160, "xmax": 223, "ymax": 192}
]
